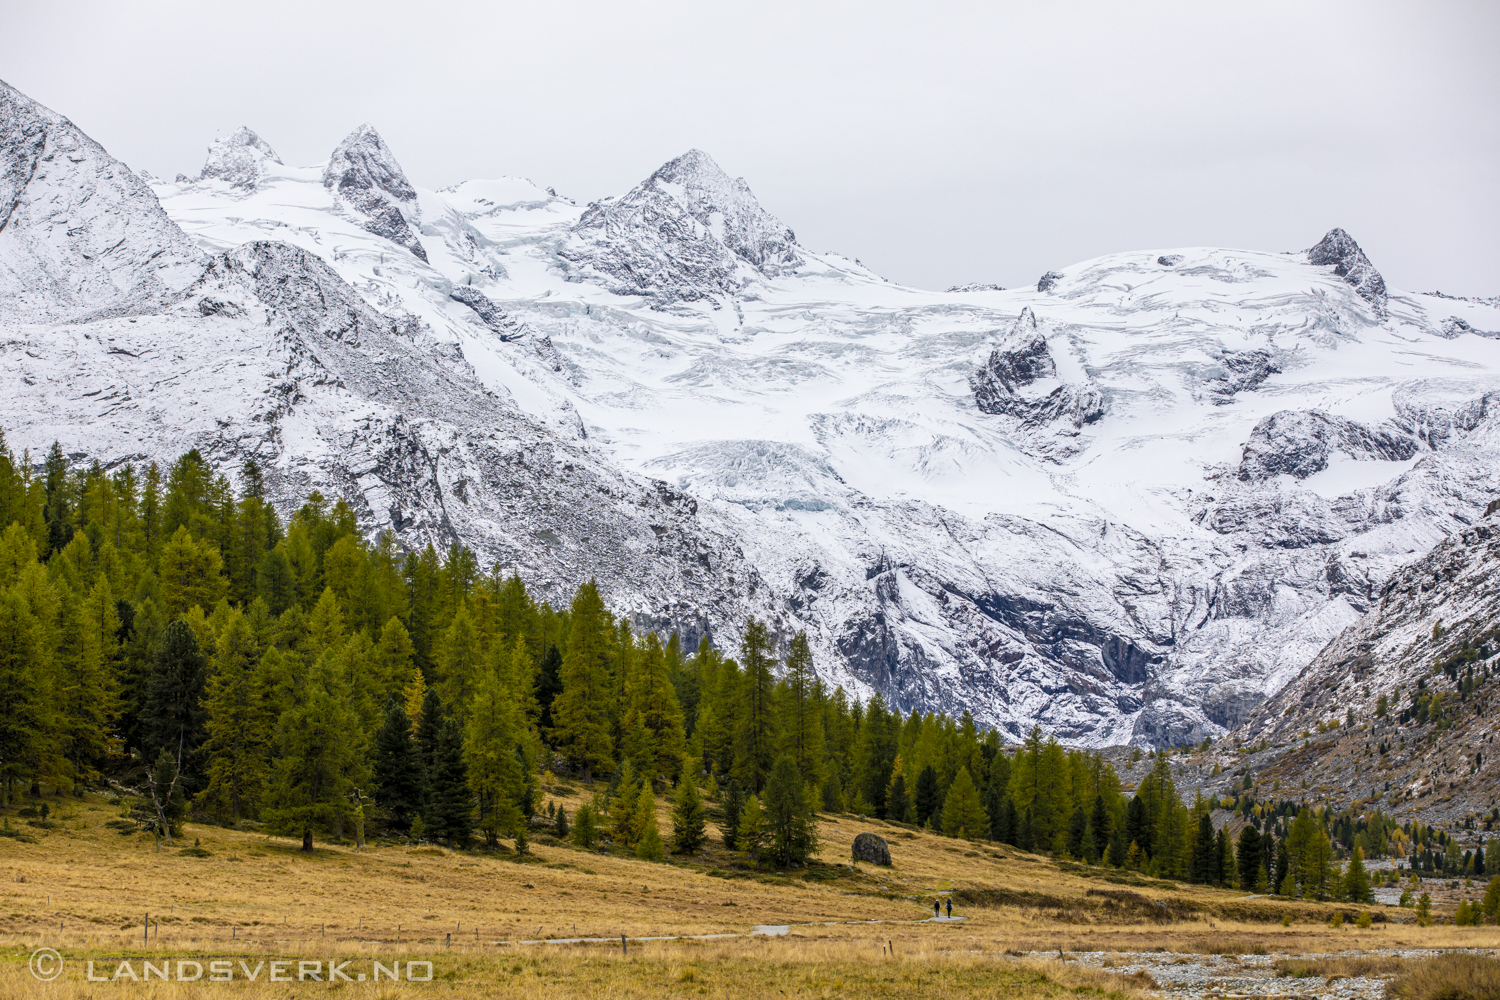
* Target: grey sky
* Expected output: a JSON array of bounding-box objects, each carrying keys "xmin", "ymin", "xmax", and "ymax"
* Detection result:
[{"xmin": 5, "ymin": 1, "xmax": 1497, "ymax": 294}]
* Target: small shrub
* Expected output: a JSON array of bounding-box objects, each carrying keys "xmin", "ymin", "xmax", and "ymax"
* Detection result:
[
  {"xmin": 1281, "ymin": 914, "xmax": 1293, "ymax": 927},
  {"xmin": 1356, "ymin": 911, "xmax": 1372, "ymax": 929},
  {"xmin": 1387, "ymin": 953, "xmax": 1500, "ymax": 1000}
]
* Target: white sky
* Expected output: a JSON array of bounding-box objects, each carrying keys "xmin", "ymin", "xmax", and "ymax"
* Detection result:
[{"xmin": 4, "ymin": 0, "xmax": 1497, "ymax": 294}]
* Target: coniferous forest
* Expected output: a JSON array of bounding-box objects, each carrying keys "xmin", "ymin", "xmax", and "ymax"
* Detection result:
[{"xmin": 1, "ymin": 439, "xmax": 1486, "ymax": 903}]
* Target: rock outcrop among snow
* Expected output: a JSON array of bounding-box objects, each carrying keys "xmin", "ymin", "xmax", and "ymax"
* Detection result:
[
  {"xmin": 198, "ymin": 127, "xmax": 282, "ymax": 190},
  {"xmin": 1307, "ymin": 227, "xmax": 1387, "ymax": 317},
  {"xmin": 971, "ymin": 307, "xmax": 1105, "ymax": 449},
  {"xmin": 0, "ymin": 78, "xmax": 205, "ymax": 321},
  {"xmin": 1236, "ymin": 410, "xmax": 1420, "ymax": 482},
  {"xmin": 323, "ymin": 124, "xmax": 428, "ymax": 262},
  {"xmin": 560, "ymin": 149, "xmax": 801, "ymax": 306}
]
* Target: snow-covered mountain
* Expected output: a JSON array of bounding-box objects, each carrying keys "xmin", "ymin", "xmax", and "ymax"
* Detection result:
[{"xmin": 3, "ymin": 78, "xmax": 1499, "ymax": 746}]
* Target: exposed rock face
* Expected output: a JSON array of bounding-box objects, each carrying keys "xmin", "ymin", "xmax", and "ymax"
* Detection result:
[
  {"xmin": 851, "ymin": 832, "xmax": 891, "ymax": 865},
  {"xmin": 1209, "ymin": 349, "xmax": 1280, "ymax": 403},
  {"xmin": 1307, "ymin": 228, "xmax": 1386, "ymax": 317},
  {"xmin": 1236, "ymin": 409, "xmax": 1420, "ymax": 482},
  {"xmin": 947, "ymin": 282, "xmax": 1006, "ymax": 292},
  {"xmin": 0, "ymin": 77, "xmax": 206, "ymax": 321},
  {"xmin": 1157, "ymin": 255, "xmax": 1184, "ymax": 267},
  {"xmin": 1037, "ymin": 270, "xmax": 1064, "ymax": 293},
  {"xmin": 198, "ymin": 127, "xmax": 282, "ymax": 190},
  {"xmin": 323, "ymin": 124, "xmax": 428, "ymax": 262},
  {"xmin": 561, "ymin": 149, "xmax": 801, "ymax": 306},
  {"xmin": 971, "ymin": 308, "xmax": 1105, "ymax": 447},
  {"xmin": 449, "ymin": 283, "xmax": 564, "ymax": 371}
]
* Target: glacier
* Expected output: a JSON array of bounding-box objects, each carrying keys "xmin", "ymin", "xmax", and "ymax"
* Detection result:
[{"xmin": 3, "ymin": 77, "xmax": 1499, "ymax": 746}]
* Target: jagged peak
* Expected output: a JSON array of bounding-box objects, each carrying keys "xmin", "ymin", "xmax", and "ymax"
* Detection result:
[
  {"xmin": 0, "ymin": 76, "xmax": 206, "ymax": 320},
  {"xmin": 323, "ymin": 123, "xmax": 416, "ymax": 202},
  {"xmin": 198, "ymin": 126, "xmax": 282, "ymax": 189},
  {"xmin": 1307, "ymin": 227, "xmax": 1387, "ymax": 317}
]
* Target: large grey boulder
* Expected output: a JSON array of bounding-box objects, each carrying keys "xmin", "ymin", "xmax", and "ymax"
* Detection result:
[{"xmin": 852, "ymin": 832, "xmax": 891, "ymax": 866}]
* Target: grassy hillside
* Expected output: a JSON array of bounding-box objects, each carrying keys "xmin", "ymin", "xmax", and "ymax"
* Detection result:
[{"xmin": 3, "ymin": 787, "xmax": 1493, "ymax": 998}]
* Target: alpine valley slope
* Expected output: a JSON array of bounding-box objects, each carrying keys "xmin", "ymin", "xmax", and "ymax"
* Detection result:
[{"xmin": 5, "ymin": 78, "xmax": 1500, "ymax": 746}]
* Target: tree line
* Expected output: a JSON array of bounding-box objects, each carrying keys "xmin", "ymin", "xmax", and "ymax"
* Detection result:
[{"xmin": 0, "ymin": 440, "xmax": 1460, "ymax": 894}]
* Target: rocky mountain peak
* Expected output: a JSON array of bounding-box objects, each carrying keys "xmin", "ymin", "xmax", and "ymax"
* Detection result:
[
  {"xmin": 560, "ymin": 148, "xmax": 800, "ymax": 305},
  {"xmin": 1307, "ymin": 227, "xmax": 1387, "ymax": 317},
  {"xmin": 322, "ymin": 123, "xmax": 426, "ymax": 262},
  {"xmin": 0, "ymin": 77, "xmax": 206, "ymax": 321},
  {"xmin": 198, "ymin": 127, "xmax": 282, "ymax": 189}
]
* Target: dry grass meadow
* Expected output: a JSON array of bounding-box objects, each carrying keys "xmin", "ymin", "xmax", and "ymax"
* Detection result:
[{"xmin": 2, "ymin": 784, "xmax": 1496, "ymax": 998}]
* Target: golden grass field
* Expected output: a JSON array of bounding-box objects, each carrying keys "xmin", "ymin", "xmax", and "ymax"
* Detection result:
[{"xmin": 1, "ymin": 784, "xmax": 1496, "ymax": 998}]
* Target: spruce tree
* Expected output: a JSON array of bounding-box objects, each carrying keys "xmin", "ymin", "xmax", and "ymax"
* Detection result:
[
  {"xmin": 1090, "ymin": 794, "xmax": 1111, "ymax": 860},
  {"xmin": 427, "ymin": 718, "xmax": 473, "ymax": 848},
  {"xmin": 1192, "ymin": 812, "xmax": 1216, "ymax": 883},
  {"xmin": 763, "ymin": 753, "xmax": 818, "ymax": 866},
  {"xmin": 372, "ymin": 701, "xmax": 425, "ymax": 830},
  {"xmin": 1237, "ymin": 825, "xmax": 1262, "ymax": 891},
  {"xmin": 1066, "ymin": 807, "xmax": 1088, "ymax": 858},
  {"xmin": 887, "ymin": 773, "xmax": 912, "ymax": 825},
  {"xmin": 554, "ymin": 805, "xmax": 569, "ymax": 839},
  {"xmin": 941, "ymin": 767, "xmax": 989, "ymax": 841},
  {"xmin": 672, "ymin": 775, "xmax": 707, "ymax": 854},
  {"xmin": 914, "ymin": 765, "xmax": 941, "ymax": 827},
  {"xmin": 142, "ymin": 619, "xmax": 209, "ymax": 788},
  {"xmin": 534, "ymin": 643, "xmax": 563, "ymax": 737}
]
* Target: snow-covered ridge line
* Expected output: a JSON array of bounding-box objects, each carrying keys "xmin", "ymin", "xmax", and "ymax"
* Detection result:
[{"xmin": 4, "ymin": 77, "xmax": 1500, "ymax": 746}]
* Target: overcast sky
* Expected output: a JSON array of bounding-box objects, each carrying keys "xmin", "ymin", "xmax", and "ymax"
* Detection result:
[{"xmin": 5, "ymin": 1, "xmax": 1497, "ymax": 294}]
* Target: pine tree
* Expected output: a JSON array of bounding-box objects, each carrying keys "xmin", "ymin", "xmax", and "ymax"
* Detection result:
[
  {"xmin": 635, "ymin": 793, "xmax": 665, "ymax": 862},
  {"xmin": 763, "ymin": 753, "xmax": 819, "ymax": 866},
  {"xmin": 736, "ymin": 793, "xmax": 765, "ymax": 862},
  {"xmin": 264, "ymin": 657, "xmax": 366, "ymax": 851},
  {"xmin": 257, "ymin": 548, "xmax": 296, "ymax": 616},
  {"xmin": 197, "ymin": 610, "xmax": 269, "ymax": 822},
  {"xmin": 372, "ymin": 701, "xmax": 425, "ymax": 831},
  {"xmin": 158, "ymin": 526, "xmax": 227, "ymax": 617},
  {"xmin": 887, "ymin": 773, "xmax": 912, "ymax": 825},
  {"xmin": 720, "ymin": 779, "xmax": 745, "ymax": 849},
  {"xmin": 624, "ymin": 632, "xmax": 687, "ymax": 782},
  {"xmin": 428, "ymin": 718, "xmax": 472, "ymax": 848},
  {"xmin": 0, "ymin": 591, "xmax": 46, "ymax": 803},
  {"xmin": 1217, "ymin": 825, "xmax": 1233, "ymax": 888},
  {"xmin": 941, "ymin": 767, "xmax": 989, "ymax": 841},
  {"xmin": 732, "ymin": 617, "xmax": 778, "ymax": 792},
  {"xmin": 777, "ymin": 631, "xmax": 825, "ymax": 789},
  {"xmin": 671, "ymin": 774, "xmax": 707, "ymax": 854},
  {"xmin": 554, "ymin": 804, "xmax": 570, "ymax": 839},
  {"xmin": 1066, "ymin": 807, "xmax": 1089, "ymax": 858},
  {"xmin": 572, "ymin": 803, "xmax": 598, "ymax": 849},
  {"xmin": 551, "ymin": 581, "xmax": 614, "ymax": 782},
  {"xmin": 1343, "ymin": 846, "xmax": 1373, "ymax": 903},
  {"xmin": 464, "ymin": 644, "xmax": 526, "ymax": 845}
]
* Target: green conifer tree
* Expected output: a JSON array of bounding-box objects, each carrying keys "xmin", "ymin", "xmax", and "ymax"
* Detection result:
[
  {"xmin": 732, "ymin": 617, "xmax": 778, "ymax": 793},
  {"xmin": 763, "ymin": 753, "xmax": 819, "ymax": 865},
  {"xmin": 671, "ymin": 774, "xmax": 707, "ymax": 854},
  {"xmin": 427, "ymin": 718, "xmax": 473, "ymax": 848},
  {"xmin": 941, "ymin": 767, "xmax": 989, "ymax": 840},
  {"xmin": 196, "ymin": 610, "xmax": 270, "ymax": 822},
  {"xmin": 372, "ymin": 701, "xmax": 426, "ymax": 830},
  {"xmin": 551, "ymin": 581, "xmax": 614, "ymax": 781}
]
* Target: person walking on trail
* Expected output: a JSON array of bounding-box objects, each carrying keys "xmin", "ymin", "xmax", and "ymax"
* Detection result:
[
  {"xmin": 933, "ymin": 900, "xmax": 940, "ymax": 919},
  {"xmin": 945, "ymin": 898, "xmax": 952, "ymax": 918}
]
